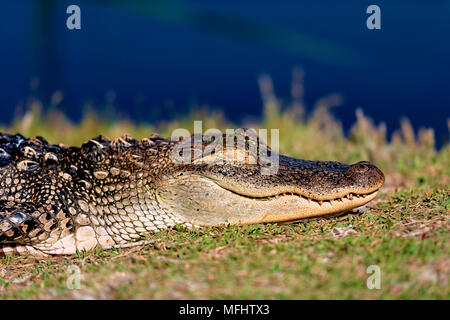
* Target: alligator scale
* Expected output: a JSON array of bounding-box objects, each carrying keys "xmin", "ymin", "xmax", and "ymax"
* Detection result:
[{"xmin": 0, "ymin": 131, "xmax": 384, "ymax": 256}]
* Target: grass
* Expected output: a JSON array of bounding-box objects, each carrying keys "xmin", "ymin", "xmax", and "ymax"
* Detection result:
[{"xmin": 0, "ymin": 80, "xmax": 449, "ymax": 299}]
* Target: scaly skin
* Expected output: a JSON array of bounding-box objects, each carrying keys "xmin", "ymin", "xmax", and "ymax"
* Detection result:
[{"xmin": 0, "ymin": 130, "xmax": 384, "ymax": 256}]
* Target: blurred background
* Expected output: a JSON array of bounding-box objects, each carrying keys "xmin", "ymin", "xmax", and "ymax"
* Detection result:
[{"xmin": 0, "ymin": 0, "xmax": 449, "ymax": 146}]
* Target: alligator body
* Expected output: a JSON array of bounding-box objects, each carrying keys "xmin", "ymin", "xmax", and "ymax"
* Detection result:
[{"xmin": 0, "ymin": 130, "xmax": 384, "ymax": 256}]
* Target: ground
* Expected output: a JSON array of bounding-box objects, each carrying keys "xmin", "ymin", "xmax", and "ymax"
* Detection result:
[{"xmin": 0, "ymin": 99, "xmax": 448, "ymax": 299}]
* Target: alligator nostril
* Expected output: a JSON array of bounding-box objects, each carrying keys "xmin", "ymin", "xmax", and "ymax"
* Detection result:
[
  {"xmin": 348, "ymin": 161, "xmax": 371, "ymax": 174},
  {"xmin": 345, "ymin": 161, "xmax": 385, "ymax": 188}
]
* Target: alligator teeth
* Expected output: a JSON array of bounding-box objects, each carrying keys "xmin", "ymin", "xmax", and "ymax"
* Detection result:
[{"xmin": 241, "ymin": 191, "xmax": 368, "ymax": 203}]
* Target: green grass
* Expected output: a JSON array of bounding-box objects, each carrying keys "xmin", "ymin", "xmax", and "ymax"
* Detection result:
[{"xmin": 0, "ymin": 96, "xmax": 449, "ymax": 299}]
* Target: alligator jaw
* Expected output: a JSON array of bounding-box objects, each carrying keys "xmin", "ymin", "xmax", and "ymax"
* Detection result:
[
  {"xmin": 156, "ymin": 173, "xmax": 382, "ymax": 227},
  {"xmin": 257, "ymin": 190, "xmax": 379, "ymax": 223}
]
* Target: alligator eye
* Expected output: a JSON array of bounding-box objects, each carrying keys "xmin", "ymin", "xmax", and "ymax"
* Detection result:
[
  {"xmin": 0, "ymin": 148, "xmax": 11, "ymax": 167},
  {"xmin": 17, "ymin": 160, "xmax": 40, "ymax": 172}
]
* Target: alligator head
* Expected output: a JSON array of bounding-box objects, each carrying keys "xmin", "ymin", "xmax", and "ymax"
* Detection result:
[{"xmin": 156, "ymin": 129, "xmax": 385, "ymax": 226}]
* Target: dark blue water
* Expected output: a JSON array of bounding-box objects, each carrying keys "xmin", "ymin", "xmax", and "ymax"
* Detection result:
[{"xmin": 1, "ymin": 1, "xmax": 449, "ymax": 145}]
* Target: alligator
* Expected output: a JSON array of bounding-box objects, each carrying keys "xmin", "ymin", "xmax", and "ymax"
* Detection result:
[{"xmin": 0, "ymin": 130, "xmax": 384, "ymax": 256}]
